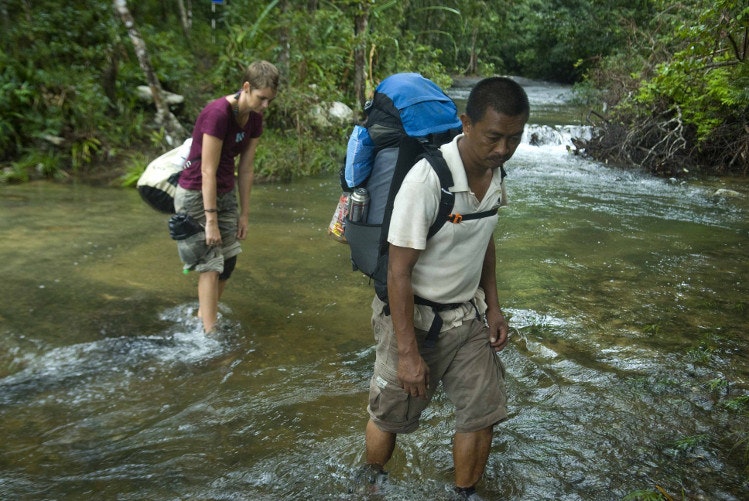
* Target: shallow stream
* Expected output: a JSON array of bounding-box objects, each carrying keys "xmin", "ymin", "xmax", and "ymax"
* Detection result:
[{"xmin": 1, "ymin": 80, "xmax": 747, "ymax": 500}]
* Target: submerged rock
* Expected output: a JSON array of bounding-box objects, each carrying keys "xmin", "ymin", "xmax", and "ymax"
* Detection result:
[{"xmin": 712, "ymin": 188, "xmax": 743, "ymax": 198}]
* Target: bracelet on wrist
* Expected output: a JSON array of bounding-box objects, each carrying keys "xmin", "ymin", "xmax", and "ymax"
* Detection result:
[{"xmin": 204, "ymin": 208, "xmax": 218, "ymax": 213}]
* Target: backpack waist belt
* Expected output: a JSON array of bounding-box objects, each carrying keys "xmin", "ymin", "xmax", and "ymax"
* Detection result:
[{"xmin": 383, "ymin": 297, "xmax": 481, "ymax": 349}]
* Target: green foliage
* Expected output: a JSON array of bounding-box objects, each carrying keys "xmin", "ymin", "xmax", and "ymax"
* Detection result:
[
  {"xmin": 216, "ymin": 0, "xmax": 283, "ymax": 78},
  {"xmin": 1, "ymin": 0, "xmax": 746, "ymax": 180},
  {"xmin": 0, "ymin": 2, "xmax": 116, "ymax": 157},
  {"xmin": 498, "ymin": 0, "xmax": 656, "ymax": 83},
  {"xmin": 273, "ymin": 6, "xmax": 353, "ymax": 98},
  {"xmin": 724, "ymin": 394, "xmax": 749, "ymax": 412},
  {"xmin": 255, "ymin": 127, "xmax": 348, "ymax": 183},
  {"xmin": 0, "ymin": 150, "xmax": 65, "ymax": 184},
  {"xmin": 0, "ymin": 0, "xmax": 225, "ymax": 179},
  {"xmin": 708, "ymin": 377, "xmax": 730, "ymax": 394},
  {"xmin": 70, "ymin": 137, "xmax": 102, "ymax": 172},
  {"xmin": 635, "ymin": 1, "xmax": 749, "ymax": 140},
  {"xmin": 582, "ymin": 0, "xmax": 749, "ymax": 174},
  {"xmin": 673, "ymin": 433, "xmax": 709, "ymax": 453},
  {"xmin": 119, "ymin": 151, "xmax": 151, "ymax": 188}
]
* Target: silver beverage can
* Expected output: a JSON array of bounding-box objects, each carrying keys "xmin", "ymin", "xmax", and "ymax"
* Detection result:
[{"xmin": 348, "ymin": 188, "xmax": 369, "ymax": 223}]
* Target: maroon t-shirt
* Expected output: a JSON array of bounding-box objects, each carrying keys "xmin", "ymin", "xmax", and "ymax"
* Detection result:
[{"xmin": 179, "ymin": 97, "xmax": 263, "ymax": 193}]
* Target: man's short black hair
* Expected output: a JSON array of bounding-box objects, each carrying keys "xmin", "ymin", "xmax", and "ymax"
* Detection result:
[{"xmin": 465, "ymin": 77, "xmax": 530, "ymax": 123}]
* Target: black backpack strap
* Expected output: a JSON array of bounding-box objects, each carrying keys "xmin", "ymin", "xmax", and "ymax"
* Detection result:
[
  {"xmin": 427, "ymin": 127, "xmax": 463, "ymax": 148},
  {"xmin": 414, "ymin": 296, "xmax": 461, "ymax": 348},
  {"xmin": 374, "ymin": 136, "xmax": 455, "ymax": 302},
  {"xmin": 421, "ymin": 149, "xmax": 455, "ymax": 239},
  {"xmin": 373, "ymin": 136, "xmax": 433, "ymax": 300},
  {"xmin": 446, "ymin": 207, "xmax": 498, "ymax": 223},
  {"xmin": 379, "ymin": 136, "xmax": 440, "ymax": 254},
  {"xmin": 445, "ymin": 165, "xmax": 507, "ymax": 224},
  {"xmin": 383, "ymin": 295, "xmax": 479, "ymax": 349}
]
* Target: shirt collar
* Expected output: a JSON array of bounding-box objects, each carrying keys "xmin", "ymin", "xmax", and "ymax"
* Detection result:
[
  {"xmin": 440, "ymin": 134, "xmax": 469, "ymax": 192},
  {"xmin": 439, "ymin": 133, "xmax": 505, "ymax": 193}
]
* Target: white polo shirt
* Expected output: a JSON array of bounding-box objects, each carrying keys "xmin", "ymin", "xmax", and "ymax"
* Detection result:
[{"xmin": 387, "ymin": 134, "xmax": 506, "ymax": 305}]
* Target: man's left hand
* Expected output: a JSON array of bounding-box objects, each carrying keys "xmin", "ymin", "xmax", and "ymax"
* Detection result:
[{"xmin": 486, "ymin": 308, "xmax": 509, "ymax": 352}]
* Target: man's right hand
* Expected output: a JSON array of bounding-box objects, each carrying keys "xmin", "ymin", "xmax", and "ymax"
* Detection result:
[
  {"xmin": 388, "ymin": 244, "xmax": 429, "ymax": 398},
  {"xmin": 397, "ymin": 350, "xmax": 430, "ymax": 399}
]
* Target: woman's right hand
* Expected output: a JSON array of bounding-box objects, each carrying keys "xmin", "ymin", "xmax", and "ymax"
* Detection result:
[{"xmin": 205, "ymin": 220, "xmax": 222, "ymax": 246}]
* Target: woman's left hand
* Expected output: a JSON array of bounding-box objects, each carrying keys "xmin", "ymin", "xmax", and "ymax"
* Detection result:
[{"xmin": 236, "ymin": 215, "xmax": 249, "ymax": 240}]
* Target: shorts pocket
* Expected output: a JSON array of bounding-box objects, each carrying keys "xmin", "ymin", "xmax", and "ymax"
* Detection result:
[
  {"xmin": 177, "ymin": 231, "xmax": 207, "ymax": 267},
  {"xmin": 367, "ymin": 370, "xmax": 427, "ymax": 434},
  {"xmin": 369, "ymin": 376, "xmax": 410, "ymax": 424}
]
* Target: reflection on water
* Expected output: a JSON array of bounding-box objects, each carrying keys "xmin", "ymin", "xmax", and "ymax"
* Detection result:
[{"xmin": 1, "ymin": 85, "xmax": 748, "ymax": 500}]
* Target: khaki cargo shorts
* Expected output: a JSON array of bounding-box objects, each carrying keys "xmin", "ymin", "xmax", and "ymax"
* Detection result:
[
  {"xmin": 367, "ymin": 295, "xmax": 507, "ymax": 434},
  {"xmin": 173, "ymin": 186, "xmax": 242, "ymax": 274}
]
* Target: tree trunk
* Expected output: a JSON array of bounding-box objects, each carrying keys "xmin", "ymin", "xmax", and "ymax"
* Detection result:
[
  {"xmin": 353, "ymin": 1, "xmax": 371, "ymax": 116},
  {"xmin": 113, "ymin": 0, "xmax": 186, "ymax": 145},
  {"xmin": 465, "ymin": 24, "xmax": 478, "ymax": 75},
  {"xmin": 278, "ymin": 0, "xmax": 290, "ymax": 85},
  {"xmin": 177, "ymin": 0, "xmax": 192, "ymax": 39}
]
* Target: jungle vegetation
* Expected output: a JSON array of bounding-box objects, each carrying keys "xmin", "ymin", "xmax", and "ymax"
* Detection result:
[{"xmin": 0, "ymin": 0, "xmax": 746, "ymax": 184}]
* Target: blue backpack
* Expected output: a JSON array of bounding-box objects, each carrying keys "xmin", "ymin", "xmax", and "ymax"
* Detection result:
[
  {"xmin": 342, "ymin": 73, "xmax": 502, "ymax": 300},
  {"xmin": 343, "ymin": 73, "xmax": 462, "ymax": 191}
]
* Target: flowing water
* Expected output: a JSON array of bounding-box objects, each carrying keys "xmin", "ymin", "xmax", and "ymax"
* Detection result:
[{"xmin": 1, "ymin": 80, "xmax": 748, "ymax": 500}]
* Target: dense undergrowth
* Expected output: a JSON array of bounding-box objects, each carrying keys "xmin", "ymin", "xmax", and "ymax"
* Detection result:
[{"xmin": 0, "ymin": 0, "xmax": 746, "ymax": 186}]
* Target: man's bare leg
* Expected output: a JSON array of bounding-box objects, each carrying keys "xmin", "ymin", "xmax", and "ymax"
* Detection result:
[
  {"xmin": 453, "ymin": 426, "xmax": 493, "ymax": 489},
  {"xmin": 365, "ymin": 419, "xmax": 396, "ymax": 469}
]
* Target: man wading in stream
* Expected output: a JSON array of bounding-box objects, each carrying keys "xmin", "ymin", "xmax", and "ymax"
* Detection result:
[{"xmin": 358, "ymin": 77, "xmax": 529, "ymax": 500}]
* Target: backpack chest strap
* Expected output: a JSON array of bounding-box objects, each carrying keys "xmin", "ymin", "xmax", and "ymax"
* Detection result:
[{"xmin": 446, "ymin": 206, "xmax": 499, "ymax": 223}]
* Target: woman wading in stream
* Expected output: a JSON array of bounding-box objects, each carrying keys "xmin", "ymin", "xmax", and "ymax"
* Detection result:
[{"xmin": 174, "ymin": 60, "xmax": 279, "ymax": 333}]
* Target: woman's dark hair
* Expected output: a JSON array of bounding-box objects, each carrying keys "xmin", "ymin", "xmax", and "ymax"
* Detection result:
[{"xmin": 465, "ymin": 77, "xmax": 529, "ymax": 123}]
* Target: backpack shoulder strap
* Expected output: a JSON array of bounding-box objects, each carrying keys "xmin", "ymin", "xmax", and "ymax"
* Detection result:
[
  {"xmin": 421, "ymin": 148, "xmax": 455, "ymax": 239},
  {"xmin": 378, "ymin": 136, "xmax": 434, "ymax": 254},
  {"xmin": 373, "ymin": 136, "xmax": 453, "ymax": 301},
  {"xmin": 378, "ymin": 137, "xmax": 456, "ymax": 251}
]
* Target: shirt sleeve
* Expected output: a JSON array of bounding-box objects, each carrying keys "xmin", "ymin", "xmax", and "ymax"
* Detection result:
[
  {"xmin": 201, "ymin": 104, "xmax": 230, "ymax": 141},
  {"xmin": 387, "ymin": 161, "xmax": 441, "ymax": 250}
]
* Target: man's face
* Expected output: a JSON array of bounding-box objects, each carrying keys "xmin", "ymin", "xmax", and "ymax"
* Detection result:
[{"xmin": 460, "ymin": 108, "xmax": 527, "ymax": 171}]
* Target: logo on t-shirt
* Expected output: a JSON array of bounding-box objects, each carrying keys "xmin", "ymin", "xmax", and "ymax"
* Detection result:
[{"xmin": 236, "ymin": 132, "xmax": 246, "ymax": 143}]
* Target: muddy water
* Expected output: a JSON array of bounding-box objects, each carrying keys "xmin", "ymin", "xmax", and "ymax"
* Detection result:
[{"xmin": 1, "ymin": 81, "xmax": 748, "ymax": 500}]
